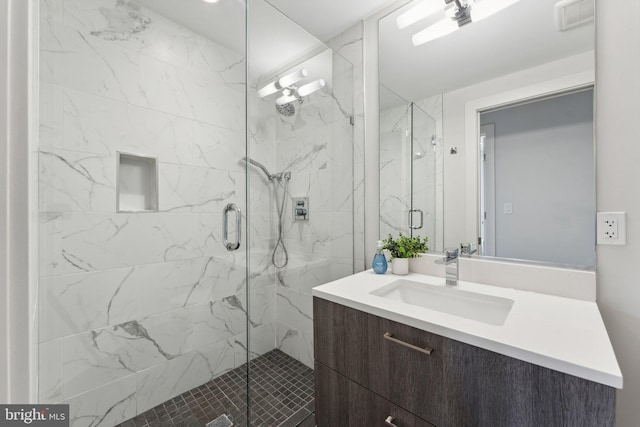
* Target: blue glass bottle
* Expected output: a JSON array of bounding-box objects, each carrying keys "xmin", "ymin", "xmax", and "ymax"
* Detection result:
[{"xmin": 372, "ymin": 240, "xmax": 388, "ymax": 274}]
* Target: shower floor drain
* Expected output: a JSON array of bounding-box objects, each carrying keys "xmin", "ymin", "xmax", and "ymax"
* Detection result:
[{"xmin": 206, "ymin": 414, "xmax": 233, "ymax": 427}]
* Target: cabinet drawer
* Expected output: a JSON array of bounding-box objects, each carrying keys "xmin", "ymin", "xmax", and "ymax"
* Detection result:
[
  {"xmin": 315, "ymin": 362, "xmax": 435, "ymax": 427},
  {"xmin": 314, "ymin": 298, "xmax": 447, "ymax": 425},
  {"xmin": 368, "ymin": 314, "xmax": 447, "ymax": 425}
]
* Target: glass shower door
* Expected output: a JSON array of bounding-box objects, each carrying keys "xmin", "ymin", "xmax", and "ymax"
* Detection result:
[
  {"xmin": 378, "ymin": 85, "xmax": 442, "ymax": 251},
  {"xmin": 37, "ymin": 1, "xmax": 250, "ymax": 425},
  {"xmin": 246, "ymin": 1, "xmax": 356, "ymax": 425}
]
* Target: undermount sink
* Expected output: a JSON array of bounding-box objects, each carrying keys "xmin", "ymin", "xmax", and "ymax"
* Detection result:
[{"xmin": 370, "ymin": 279, "xmax": 514, "ymax": 326}]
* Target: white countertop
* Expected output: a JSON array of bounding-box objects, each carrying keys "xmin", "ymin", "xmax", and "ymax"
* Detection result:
[{"xmin": 312, "ymin": 270, "xmax": 623, "ymax": 388}]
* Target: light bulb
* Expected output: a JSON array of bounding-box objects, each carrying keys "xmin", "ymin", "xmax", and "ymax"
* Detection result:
[
  {"xmin": 276, "ymin": 94, "xmax": 297, "ymax": 105},
  {"xmin": 278, "ymin": 69, "xmax": 308, "ymax": 88},
  {"xmin": 396, "ymin": 0, "xmax": 443, "ymax": 30},
  {"xmin": 471, "ymin": 0, "xmax": 520, "ymax": 22},
  {"xmin": 297, "ymin": 79, "xmax": 325, "ymax": 97},
  {"xmin": 412, "ymin": 17, "xmax": 458, "ymax": 46},
  {"xmin": 257, "ymin": 81, "xmax": 280, "ymax": 98}
]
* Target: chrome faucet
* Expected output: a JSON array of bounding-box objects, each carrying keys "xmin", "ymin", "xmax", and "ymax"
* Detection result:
[
  {"xmin": 444, "ymin": 248, "xmax": 459, "ymax": 286},
  {"xmin": 460, "ymin": 243, "xmax": 477, "ymax": 257},
  {"xmin": 443, "ymin": 243, "xmax": 477, "ymax": 286}
]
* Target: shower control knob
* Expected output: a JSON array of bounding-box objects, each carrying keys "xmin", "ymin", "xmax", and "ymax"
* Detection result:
[{"xmin": 292, "ymin": 197, "xmax": 310, "ymax": 222}]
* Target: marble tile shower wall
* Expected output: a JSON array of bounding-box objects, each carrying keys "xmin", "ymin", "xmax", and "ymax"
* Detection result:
[
  {"xmin": 38, "ymin": 1, "xmax": 268, "ymax": 426},
  {"xmin": 328, "ymin": 22, "xmax": 365, "ymax": 274},
  {"xmin": 256, "ymin": 44, "xmax": 358, "ymax": 369}
]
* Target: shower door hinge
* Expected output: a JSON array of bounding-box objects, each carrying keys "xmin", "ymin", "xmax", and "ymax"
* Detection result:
[{"xmin": 349, "ymin": 116, "xmax": 355, "ymax": 126}]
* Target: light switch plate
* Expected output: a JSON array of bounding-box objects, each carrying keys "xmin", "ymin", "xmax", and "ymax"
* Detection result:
[{"xmin": 597, "ymin": 212, "xmax": 626, "ymax": 245}]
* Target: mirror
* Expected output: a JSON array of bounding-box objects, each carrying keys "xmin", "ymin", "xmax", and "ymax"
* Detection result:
[
  {"xmin": 379, "ymin": 0, "xmax": 595, "ymax": 268},
  {"xmin": 379, "ymin": 84, "xmax": 444, "ymax": 251}
]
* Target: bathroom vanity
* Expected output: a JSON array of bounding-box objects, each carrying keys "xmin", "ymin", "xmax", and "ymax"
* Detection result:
[{"xmin": 312, "ymin": 271, "xmax": 621, "ymax": 426}]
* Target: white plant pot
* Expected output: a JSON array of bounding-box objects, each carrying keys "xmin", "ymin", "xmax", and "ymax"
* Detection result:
[{"xmin": 392, "ymin": 258, "xmax": 409, "ymax": 275}]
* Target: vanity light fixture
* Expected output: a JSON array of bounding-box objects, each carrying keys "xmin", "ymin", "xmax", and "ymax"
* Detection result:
[
  {"xmin": 258, "ymin": 69, "xmax": 325, "ymax": 113},
  {"xmin": 278, "ymin": 69, "xmax": 309, "ymax": 89},
  {"xmin": 412, "ymin": 16, "xmax": 459, "ymax": 46},
  {"xmin": 276, "ymin": 93, "xmax": 298, "ymax": 106},
  {"xmin": 297, "ymin": 79, "xmax": 325, "ymax": 97},
  {"xmin": 257, "ymin": 69, "xmax": 309, "ymax": 98},
  {"xmin": 202, "ymin": 0, "xmax": 220, "ymax": 3},
  {"xmin": 409, "ymin": 0, "xmax": 521, "ymax": 47}
]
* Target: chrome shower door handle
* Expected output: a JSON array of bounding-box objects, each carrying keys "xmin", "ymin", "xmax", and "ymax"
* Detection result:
[
  {"xmin": 408, "ymin": 209, "xmax": 423, "ymax": 230},
  {"xmin": 223, "ymin": 203, "xmax": 241, "ymax": 251}
]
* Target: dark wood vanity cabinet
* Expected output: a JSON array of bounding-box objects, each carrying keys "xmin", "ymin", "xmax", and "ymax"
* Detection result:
[
  {"xmin": 315, "ymin": 362, "xmax": 435, "ymax": 427},
  {"xmin": 313, "ymin": 297, "xmax": 616, "ymax": 427}
]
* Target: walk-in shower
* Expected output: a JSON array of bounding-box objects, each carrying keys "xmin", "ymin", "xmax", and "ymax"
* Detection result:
[
  {"xmin": 37, "ymin": 0, "xmax": 360, "ymax": 425},
  {"xmin": 243, "ymin": 156, "xmax": 291, "ymax": 268}
]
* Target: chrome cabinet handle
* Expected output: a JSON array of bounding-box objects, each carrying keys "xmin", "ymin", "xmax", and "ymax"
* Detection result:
[
  {"xmin": 383, "ymin": 332, "xmax": 433, "ymax": 355},
  {"xmin": 385, "ymin": 416, "xmax": 398, "ymax": 427},
  {"xmin": 223, "ymin": 203, "xmax": 241, "ymax": 251},
  {"xmin": 408, "ymin": 209, "xmax": 423, "ymax": 229}
]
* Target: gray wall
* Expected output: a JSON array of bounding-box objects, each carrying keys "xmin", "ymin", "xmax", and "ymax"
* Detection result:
[
  {"xmin": 481, "ymin": 89, "xmax": 595, "ymax": 267},
  {"xmin": 597, "ymin": 1, "xmax": 640, "ymax": 425}
]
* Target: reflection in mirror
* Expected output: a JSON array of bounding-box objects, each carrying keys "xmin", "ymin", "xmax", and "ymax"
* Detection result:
[
  {"xmin": 379, "ymin": 84, "xmax": 444, "ymax": 251},
  {"xmin": 379, "ymin": 0, "xmax": 595, "ymax": 268},
  {"xmin": 478, "ymin": 87, "xmax": 595, "ymax": 266}
]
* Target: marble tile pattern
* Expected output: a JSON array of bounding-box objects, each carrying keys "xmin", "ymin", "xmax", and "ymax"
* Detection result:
[
  {"xmin": 254, "ymin": 46, "xmax": 356, "ymax": 369},
  {"xmin": 39, "ymin": 1, "xmax": 361, "ymax": 425},
  {"xmin": 327, "ymin": 22, "xmax": 366, "ymax": 273},
  {"xmin": 38, "ymin": 1, "xmax": 263, "ymax": 426}
]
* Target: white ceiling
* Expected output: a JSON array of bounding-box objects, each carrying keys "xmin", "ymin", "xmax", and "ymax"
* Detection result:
[{"xmin": 379, "ymin": 0, "xmax": 595, "ymax": 102}]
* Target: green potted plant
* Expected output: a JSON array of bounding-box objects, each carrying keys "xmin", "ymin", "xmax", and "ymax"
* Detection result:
[{"xmin": 382, "ymin": 233, "xmax": 429, "ymax": 275}]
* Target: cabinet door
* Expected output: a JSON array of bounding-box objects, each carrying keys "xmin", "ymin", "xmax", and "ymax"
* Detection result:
[
  {"xmin": 314, "ymin": 298, "xmax": 370, "ymax": 387},
  {"xmin": 445, "ymin": 339, "xmax": 616, "ymax": 427},
  {"xmin": 367, "ymin": 315, "xmax": 447, "ymax": 426},
  {"xmin": 315, "ymin": 362, "xmax": 435, "ymax": 427}
]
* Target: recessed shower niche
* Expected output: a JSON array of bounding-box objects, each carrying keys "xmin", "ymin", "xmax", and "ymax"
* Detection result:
[{"xmin": 116, "ymin": 152, "xmax": 159, "ymax": 212}]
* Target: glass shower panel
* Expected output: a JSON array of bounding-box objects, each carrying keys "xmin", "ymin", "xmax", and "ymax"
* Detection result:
[
  {"xmin": 38, "ymin": 1, "xmax": 249, "ymax": 425},
  {"xmin": 411, "ymin": 104, "xmax": 439, "ymax": 249},
  {"xmin": 248, "ymin": 1, "xmax": 356, "ymax": 425},
  {"xmin": 379, "ymin": 84, "xmax": 412, "ymax": 238}
]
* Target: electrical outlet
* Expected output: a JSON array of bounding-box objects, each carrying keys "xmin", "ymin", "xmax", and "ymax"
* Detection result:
[
  {"xmin": 597, "ymin": 212, "xmax": 626, "ymax": 245},
  {"xmin": 603, "ymin": 218, "xmax": 617, "ymax": 239}
]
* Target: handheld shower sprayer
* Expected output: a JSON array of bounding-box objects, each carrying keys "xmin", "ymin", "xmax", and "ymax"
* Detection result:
[{"xmin": 242, "ymin": 157, "xmax": 291, "ymax": 268}]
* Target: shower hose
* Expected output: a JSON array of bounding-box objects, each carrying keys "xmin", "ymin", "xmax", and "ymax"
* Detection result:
[{"xmin": 272, "ymin": 176, "xmax": 289, "ymax": 268}]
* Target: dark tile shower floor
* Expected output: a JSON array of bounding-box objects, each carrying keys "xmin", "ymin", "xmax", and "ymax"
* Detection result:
[{"xmin": 117, "ymin": 349, "xmax": 316, "ymax": 427}]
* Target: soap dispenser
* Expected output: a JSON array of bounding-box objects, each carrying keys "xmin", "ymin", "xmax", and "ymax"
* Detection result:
[{"xmin": 372, "ymin": 240, "xmax": 388, "ymax": 274}]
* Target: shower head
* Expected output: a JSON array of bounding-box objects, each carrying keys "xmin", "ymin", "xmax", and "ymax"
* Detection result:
[
  {"xmin": 242, "ymin": 157, "xmax": 273, "ymax": 180},
  {"xmin": 276, "ymin": 102, "xmax": 296, "ymax": 117}
]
